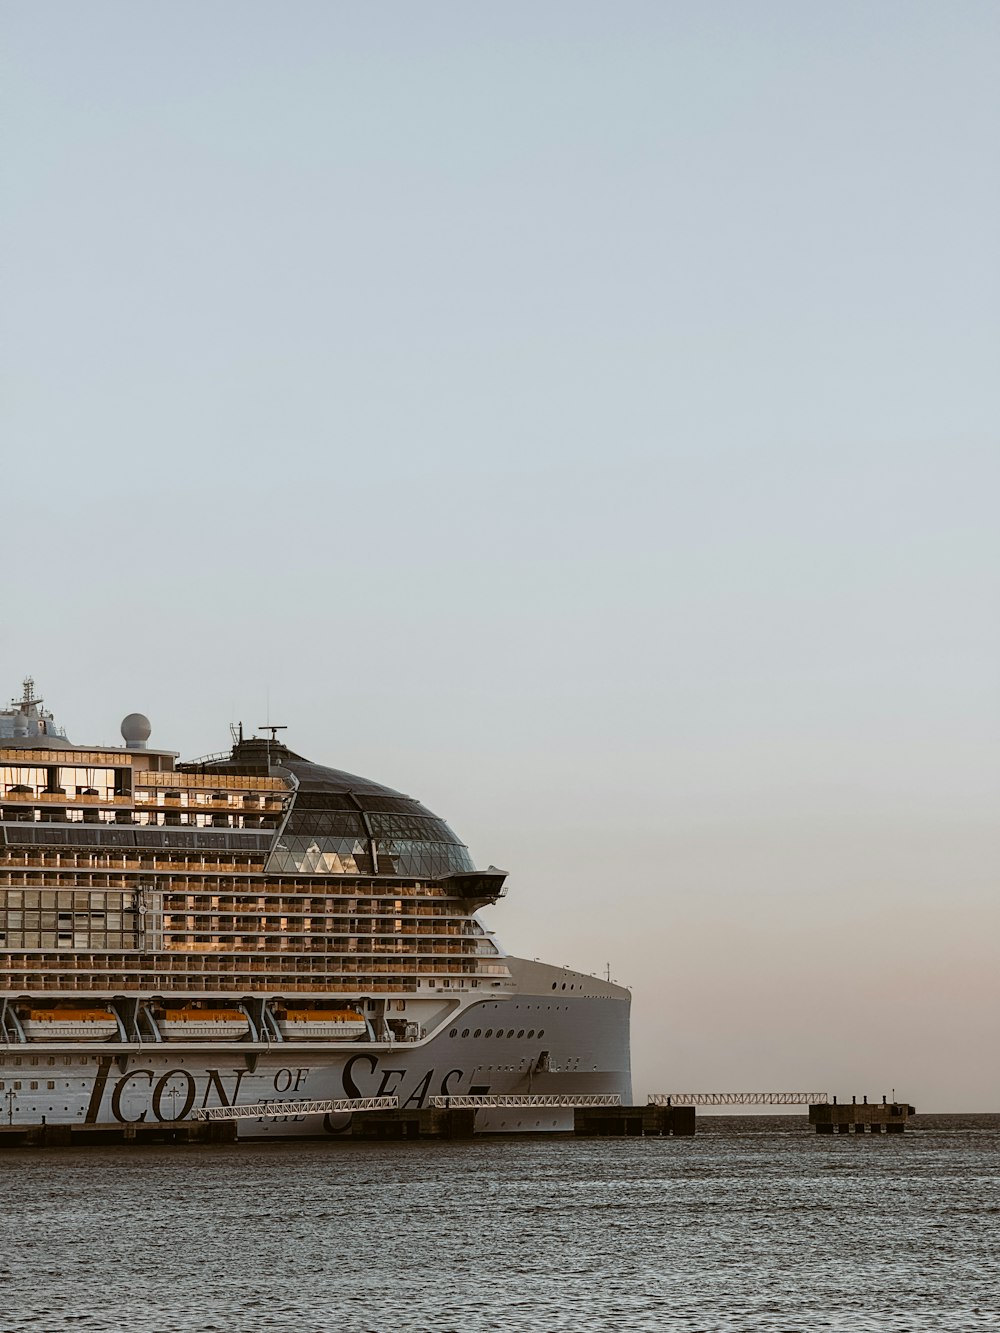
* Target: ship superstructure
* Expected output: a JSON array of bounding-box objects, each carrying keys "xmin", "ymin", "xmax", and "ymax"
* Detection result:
[{"xmin": 0, "ymin": 682, "xmax": 630, "ymax": 1135}]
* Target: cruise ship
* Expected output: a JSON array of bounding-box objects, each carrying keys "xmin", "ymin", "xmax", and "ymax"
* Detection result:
[{"xmin": 0, "ymin": 680, "xmax": 631, "ymax": 1136}]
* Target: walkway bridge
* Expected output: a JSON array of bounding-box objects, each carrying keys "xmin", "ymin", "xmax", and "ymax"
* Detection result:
[
  {"xmin": 648, "ymin": 1092, "xmax": 830, "ymax": 1107},
  {"xmin": 194, "ymin": 1093, "xmax": 622, "ymax": 1122}
]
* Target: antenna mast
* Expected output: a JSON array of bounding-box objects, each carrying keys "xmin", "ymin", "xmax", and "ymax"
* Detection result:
[{"xmin": 258, "ymin": 723, "xmax": 287, "ymax": 768}]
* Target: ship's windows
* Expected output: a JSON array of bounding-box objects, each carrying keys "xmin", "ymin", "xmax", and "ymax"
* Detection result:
[
  {"xmin": 46, "ymin": 1081, "xmax": 55, "ymax": 1090},
  {"xmin": 449, "ymin": 1029, "xmax": 457, "ymax": 1038},
  {"xmin": 507, "ymin": 1030, "xmax": 514, "ymax": 1039},
  {"xmin": 484, "ymin": 1029, "xmax": 493, "ymax": 1038},
  {"xmin": 461, "ymin": 1029, "xmax": 470, "ymax": 1038},
  {"xmin": 517, "ymin": 1030, "xmax": 524, "ymax": 1039},
  {"xmin": 29, "ymin": 1081, "xmax": 38, "ymax": 1090},
  {"xmin": 473, "ymin": 1029, "xmax": 481, "ymax": 1038},
  {"xmin": 527, "ymin": 1030, "xmax": 535, "ymax": 1038},
  {"xmin": 538, "ymin": 1030, "xmax": 544, "ymax": 1038},
  {"xmin": 561, "ymin": 983, "xmax": 566, "ymax": 990},
  {"xmin": 551, "ymin": 983, "xmax": 557, "ymax": 990}
]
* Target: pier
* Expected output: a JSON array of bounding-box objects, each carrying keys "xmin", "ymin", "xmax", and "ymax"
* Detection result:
[
  {"xmin": 0, "ymin": 1120, "xmax": 237, "ymax": 1147},
  {"xmin": 809, "ymin": 1096, "xmax": 915, "ymax": 1134},
  {"xmin": 0, "ymin": 1091, "xmax": 916, "ymax": 1146}
]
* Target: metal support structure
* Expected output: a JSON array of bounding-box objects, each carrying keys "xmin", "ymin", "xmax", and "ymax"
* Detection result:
[
  {"xmin": 140, "ymin": 1003, "xmax": 163, "ymax": 1042},
  {"xmin": 261, "ymin": 1005, "xmax": 284, "ymax": 1043},
  {"xmin": 237, "ymin": 1002, "xmax": 259, "ymax": 1043},
  {"xmin": 108, "ymin": 1003, "xmax": 130, "ymax": 1044},
  {"xmin": 194, "ymin": 1095, "xmax": 400, "ymax": 1122},
  {"xmin": 429, "ymin": 1094, "xmax": 622, "ymax": 1109},
  {"xmin": 6, "ymin": 1007, "xmax": 26, "ymax": 1044},
  {"xmin": 649, "ymin": 1092, "xmax": 829, "ymax": 1107}
]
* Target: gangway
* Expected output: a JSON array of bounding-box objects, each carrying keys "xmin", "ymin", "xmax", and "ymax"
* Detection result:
[
  {"xmin": 648, "ymin": 1092, "xmax": 829, "ymax": 1107},
  {"xmin": 194, "ymin": 1096, "xmax": 399, "ymax": 1122},
  {"xmin": 429, "ymin": 1094, "xmax": 622, "ymax": 1110}
]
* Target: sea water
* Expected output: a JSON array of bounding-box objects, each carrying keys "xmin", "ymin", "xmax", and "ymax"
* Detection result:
[{"xmin": 0, "ymin": 1114, "xmax": 996, "ymax": 1332}]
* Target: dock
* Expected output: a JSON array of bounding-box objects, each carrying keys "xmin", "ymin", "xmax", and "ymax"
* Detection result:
[
  {"xmin": 809, "ymin": 1096, "xmax": 915, "ymax": 1134},
  {"xmin": 0, "ymin": 1120, "xmax": 237, "ymax": 1148},
  {"xmin": 0, "ymin": 1091, "xmax": 916, "ymax": 1145},
  {"xmin": 575, "ymin": 1104, "xmax": 695, "ymax": 1137}
]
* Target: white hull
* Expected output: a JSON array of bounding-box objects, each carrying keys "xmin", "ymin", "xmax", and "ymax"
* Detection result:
[{"xmin": 0, "ymin": 960, "xmax": 631, "ymax": 1135}]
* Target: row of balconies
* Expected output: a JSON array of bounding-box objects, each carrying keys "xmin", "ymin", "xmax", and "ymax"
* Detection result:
[
  {"xmin": 0, "ymin": 958, "xmax": 486, "ymax": 981},
  {"xmin": 158, "ymin": 924, "xmax": 473, "ymax": 940},
  {"xmin": 0, "ymin": 863, "xmax": 456, "ymax": 897},
  {"xmin": 134, "ymin": 771, "xmax": 288, "ymax": 792},
  {"xmin": 0, "ymin": 965, "xmax": 490, "ymax": 986},
  {"xmin": 1, "ymin": 792, "xmax": 133, "ymax": 805},
  {"xmin": 0, "ymin": 860, "xmax": 266, "ymax": 873},
  {"xmin": 0, "ymin": 977, "xmax": 448, "ymax": 994}
]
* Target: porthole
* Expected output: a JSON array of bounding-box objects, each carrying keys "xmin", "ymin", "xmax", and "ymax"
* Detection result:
[
  {"xmin": 507, "ymin": 1029, "xmax": 514, "ymax": 1038},
  {"xmin": 485, "ymin": 1029, "xmax": 493, "ymax": 1038},
  {"xmin": 551, "ymin": 983, "xmax": 557, "ymax": 990},
  {"xmin": 538, "ymin": 1030, "xmax": 545, "ymax": 1038},
  {"xmin": 527, "ymin": 1030, "xmax": 535, "ymax": 1038},
  {"xmin": 449, "ymin": 1028, "xmax": 458, "ymax": 1038},
  {"xmin": 516, "ymin": 1030, "xmax": 524, "ymax": 1038},
  {"xmin": 461, "ymin": 1029, "xmax": 470, "ymax": 1038},
  {"xmin": 561, "ymin": 983, "xmax": 566, "ymax": 990},
  {"xmin": 473, "ymin": 1029, "xmax": 482, "ymax": 1038}
]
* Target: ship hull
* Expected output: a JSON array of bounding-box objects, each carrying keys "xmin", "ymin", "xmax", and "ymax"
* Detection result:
[{"xmin": 0, "ymin": 960, "xmax": 631, "ymax": 1136}]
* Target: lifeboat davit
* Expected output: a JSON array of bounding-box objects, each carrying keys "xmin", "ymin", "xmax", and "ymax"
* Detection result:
[
  {"xmin": 277, "ymin": 1009, "xmax": 367, "ymax": 1041},
  {"xmin": 158, "ymin": 1007, "xmax": 250, "ymax": 1041},
  {"xmin": 20, "ymin": 1008, "xmax": 119, "ymax": 1042}
]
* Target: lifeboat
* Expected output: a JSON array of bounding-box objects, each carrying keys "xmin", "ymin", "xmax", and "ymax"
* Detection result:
[
  {"xmin": 276, "ymin": 1008, "xmax": 368, "ymax": 1041},
  {"xmin": 157, "ymin": 1007, "xmax": 250, "ymax": 1041},
  {"xmin": 20, "ymin": 1007, "xmax": 119, "ymax": 1042}
]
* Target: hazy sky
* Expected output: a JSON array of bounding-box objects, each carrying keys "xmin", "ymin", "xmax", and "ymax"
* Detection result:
[{"xmin": 3, "ymin": 2, "xmax": 998, "ymax": 1108}]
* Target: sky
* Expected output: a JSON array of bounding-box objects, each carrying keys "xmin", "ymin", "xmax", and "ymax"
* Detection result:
[{"xmin": 3, "ymin": 1, "xmax": 998, "ymax": 1109}]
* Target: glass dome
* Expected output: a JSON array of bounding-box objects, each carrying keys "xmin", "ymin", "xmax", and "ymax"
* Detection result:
[{"xmin": 192, "ymin": 739, "xmax": 475, "ymax": 879}]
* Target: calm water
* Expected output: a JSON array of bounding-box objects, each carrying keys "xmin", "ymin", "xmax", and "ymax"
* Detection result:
[{"xmin": 0, "ymin": 1115, "xmax": 996, "ymax": 1332}]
